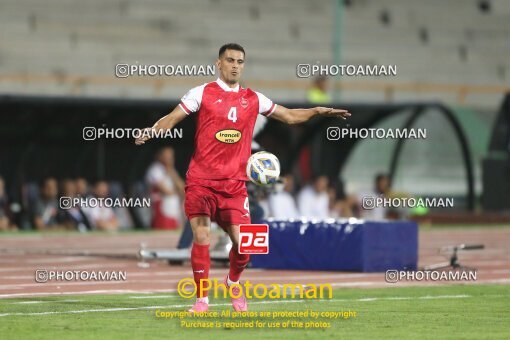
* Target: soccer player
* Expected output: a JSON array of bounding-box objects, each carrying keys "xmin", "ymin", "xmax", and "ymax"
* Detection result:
[{"xmin": 135, "ymin": 43, "xmax": 351, "ymax": 312}]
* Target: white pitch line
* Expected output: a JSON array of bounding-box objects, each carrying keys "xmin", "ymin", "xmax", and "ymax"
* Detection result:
[
  {"xmin": 11, "ymin": 299, "xmax": 83, "ymax": 304},
  {"xmin": 0, "ymin": 294, "xmax": 480, "ymax": 317},
  {"xmin": 317, "ymin": 294, "xmax": 473, "ymax": 303},
  {"xmin": 128, "ymin": 295, "xmax": 179, "ymax": 299},
  {"xmin": 0, "ymin": 289, "xmax": 179, "ymax": 299},
  {"xmin": 1, "ymin": 276, "xmax": 509, "ymax": 299},
  {"xmin": 344, "ymin": 295, "xmax": 471, "ymax": 302},
  {"xmin": 0, "ymin": 299, "xmax": 305, "ymax": 317},
  {"xmin": 419, "ymin": 295, "xmax": 471, "ymax": 299}
]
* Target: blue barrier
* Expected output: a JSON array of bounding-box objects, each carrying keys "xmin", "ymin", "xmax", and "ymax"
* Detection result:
[{"xmin": 250, "ymin": 219, "xmax": 418, "ymax": 272}]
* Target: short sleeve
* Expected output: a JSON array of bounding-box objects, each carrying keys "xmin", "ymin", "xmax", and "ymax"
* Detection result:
[
  {"xmin": 179, "ymin": 84, "xmax": 206, "ymax": 114},
  {"xmin": 255, "ymin": 91, "xmax": 277, "ymax": 117}
]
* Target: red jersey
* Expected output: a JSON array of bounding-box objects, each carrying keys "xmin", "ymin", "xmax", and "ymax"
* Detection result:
[{"xmin": 179, "ymin": 78, "xmax": 276, "ymax": 181}]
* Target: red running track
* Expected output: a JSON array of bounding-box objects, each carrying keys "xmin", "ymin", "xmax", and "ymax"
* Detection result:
[{"xmin": 0, "ymin": 228, "xmax": 509, "ymax": 298}]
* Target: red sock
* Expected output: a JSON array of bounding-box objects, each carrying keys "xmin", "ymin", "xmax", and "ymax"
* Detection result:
[
  {"xmin": 191, "ymin": 243, "xmax": 210, "ymax": 298},
  {"xmin": 228, "ymin": 247, "xmax": 250, "ymax": 282}
]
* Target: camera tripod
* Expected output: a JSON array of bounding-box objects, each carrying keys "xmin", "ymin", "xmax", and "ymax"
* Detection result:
[{"xmin": 423, "ymin": 244, "xmax": 484, "ymax": 271}]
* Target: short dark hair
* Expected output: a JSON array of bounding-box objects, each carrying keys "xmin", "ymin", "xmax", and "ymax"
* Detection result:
[
  {"xmin": 39, "ymin": 177, "xmax": 56, "ymax": 188},
  {"xmin": 375, "ymin": 173, "xmax": 390, "ymax": 184},
  {"xmin": 219, "ymin": 43, "xmax": 245, "ymax": 58}
]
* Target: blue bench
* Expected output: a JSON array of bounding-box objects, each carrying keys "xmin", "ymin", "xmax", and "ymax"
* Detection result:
[{"xmin": 250, "ymin": 219, "xmax": 418, "ymax": 272}]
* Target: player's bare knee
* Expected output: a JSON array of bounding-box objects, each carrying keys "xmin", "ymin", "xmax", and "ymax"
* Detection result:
[
  {"xmin": 193, "ymin": 227, "xmax": 210, "ymax": 244},
  {"xmin": 190, "ymin": 216, "xmax": 211, "ymax": 244},
  {"xmin": 191, "ymin": 227, "xmax": 210, "ymax": 243}
]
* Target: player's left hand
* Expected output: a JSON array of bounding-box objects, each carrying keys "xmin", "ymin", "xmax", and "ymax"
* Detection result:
[{"xmin": 315, "ymin": 107, "xmax": 351, "ymax": 120}]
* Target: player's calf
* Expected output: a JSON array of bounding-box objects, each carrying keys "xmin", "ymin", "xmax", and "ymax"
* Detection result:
[
  {"xmin": 189, "ymin": 242, "xmax": 211, "ymax": 312},
  {"xmin": 228, "ymin": 247, "xmax": 250, "ymax": 282}
]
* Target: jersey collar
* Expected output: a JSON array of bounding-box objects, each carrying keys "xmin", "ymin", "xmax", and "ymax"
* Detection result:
[{"xmin": 216, "ymin": 78, "xmax": 240, "ymax": 92}]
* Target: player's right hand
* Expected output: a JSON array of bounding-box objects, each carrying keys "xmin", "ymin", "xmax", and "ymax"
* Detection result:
[
  {"xmin": 315, "ymin": 107, "xmax": 351, "ymax": 120},
  {"xmin": 134, "ymin": 127, "xmax": 152, "ymax": 145}
]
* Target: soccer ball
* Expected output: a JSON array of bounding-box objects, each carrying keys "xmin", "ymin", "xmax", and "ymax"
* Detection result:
[{"xmin": 246, "ymin": 151, "xmax": 280, "ymax": 186}]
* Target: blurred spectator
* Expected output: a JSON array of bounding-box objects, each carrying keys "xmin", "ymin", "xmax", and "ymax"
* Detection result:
[
  {"xmin": 0, "ymin": 176, "xmax": 17, "ymax": 231},
  {"xmin": 145, "ymin": 147, "xmax": 185, "ymax": 230},
  {"xmin": 32, "ymin": 177, "xmax": 70, "ymax": 231},
  {"xmin": 75, "ymin": 177, "xmax": 90, "ymax": 198},
  {"xmin": 360, "ymin": 173, "xmax": 392, "ymax": 220},
  {"xmin": 307, "ymin": 76, "xmax": 331, "ymax": 104},
  {"xmin": 328, "ymin": 179, "xmax": 357, "ymax": 218},
  {"xmin": 358, "ymin": 173, "xmax": 416, "ymax": 220},
  {"xmin": 268, "ymin": 174, "xmax": 300, "ymax": 219},
  {"xmin": 59, "ymin": 178, "xmax": 90, "ymax": 232},
  {"xmin": 328, "ymin": 186, "xmax": 342, "ymax": 218},
  {"xmin": 298, "ymin": 175, "xmax": 330, "ymax": 219},
  {"xmin": 82, "ymin": 180, "xmax": 119, "ymax": 231}
]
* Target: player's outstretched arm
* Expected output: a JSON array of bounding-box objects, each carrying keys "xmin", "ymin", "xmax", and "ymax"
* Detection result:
[
  {"xmin": 135, "ymin": 105, "xmax": 188, "ymax": 145},
  {"xmin": 270, "ymin": 105, "xmax": 351, "ymax": 125}
]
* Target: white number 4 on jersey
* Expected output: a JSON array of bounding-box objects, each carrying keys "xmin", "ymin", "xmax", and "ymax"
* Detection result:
[{"xmin": 228, "ymin": 107, "xmax": 237, "ymax": 123}]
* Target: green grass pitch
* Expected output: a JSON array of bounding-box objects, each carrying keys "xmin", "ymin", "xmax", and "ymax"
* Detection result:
[{"xmin": 0, "ymin": 284, "xmax": 509, "ymax": 339}]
